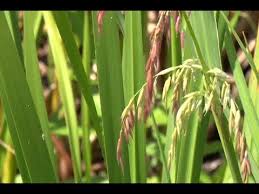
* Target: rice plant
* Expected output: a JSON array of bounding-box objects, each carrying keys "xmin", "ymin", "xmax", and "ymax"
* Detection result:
[{"xmin": 0, "ymin": 10, "xmax": 259, "ymax": 183}]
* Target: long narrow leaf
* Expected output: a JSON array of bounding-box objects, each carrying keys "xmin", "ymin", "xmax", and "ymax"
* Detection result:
[
  {"xmin": 43, "ymin": 11, "xmax": 81, "ymax": 182},
  {"xmin": 0, "ymin": 12, "xmax": 57, "ymax": 182},
  {"xmin": 224, "ymin": 28, "xmax": 259, "ymax": 153},
  {"xmin": 51, "ymin": 11, "xmax": 104, "ymax": 154},
  {"xmin": 122, "ymin": 11, "xmax": 146, "ymax": 183},
  {"xmin": 92, "ymin": 11, "xmax": 131, "ymax": 183},
  {"xmin": 183, "ymin": 11, "xmax": 242, "ymax": 182},
  {"xmin": 24, "ymin": 11, "xmax": 58, "ymax": 179}
]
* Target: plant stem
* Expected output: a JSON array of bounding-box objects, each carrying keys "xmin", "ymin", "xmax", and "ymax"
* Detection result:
[
  {"xmin": 171, "ymin": 12, "xmax": 182, "ymax": 67},
  {"xmin": 211, "ymin": 100, "xmax": 242, "ymax": 183},
  {"xmin": 81, "ymin": 11, "xmax": 92, "ymax": 183},
  {"xmin": 151, "ymin": 113, "xmax": 171, "ymax": 183}
]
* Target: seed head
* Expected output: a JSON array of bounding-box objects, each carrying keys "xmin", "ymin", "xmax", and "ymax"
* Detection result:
[
  {"xmin": 116, "ymin": 131, "xmax": 124, "ymax": 174},
  {"xmin": 175, "ymin": 14, "xmax": 181, "ymax": 33},
  {"xmin": 144, "ymin": 11, "xmax": 170, "ymax": 120}
]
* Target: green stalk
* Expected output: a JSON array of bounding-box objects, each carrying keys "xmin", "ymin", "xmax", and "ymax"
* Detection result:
[
  {"xmin": 211, "ymin": 101, "xmax": 242, "ymax": 182},
  {"xmin": 43, "ymin": 11, "xmax": 81, "ymax": 182},
  {"xmin": 151, "ymin": 113, "xmax": 171, "ymax": 182},
  {"xmin": 171, "ymin": 13, "xmax": 182, "ymax": 67},
  {"xmin": 81, "ymin": 11, "xmax": 92, "ymax": 182},
  {"xmin": 141, "ymin": 11, "xmax": 148, "ymax": 57},
  {"xmin": 161, "ymin": 111, "xmax": 175, "ymax": 182}
]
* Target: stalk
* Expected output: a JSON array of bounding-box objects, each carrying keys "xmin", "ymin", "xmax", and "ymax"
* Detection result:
[{"xmin": 81, "ymin": 11, "xmax": 92, "ymax": 182}]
